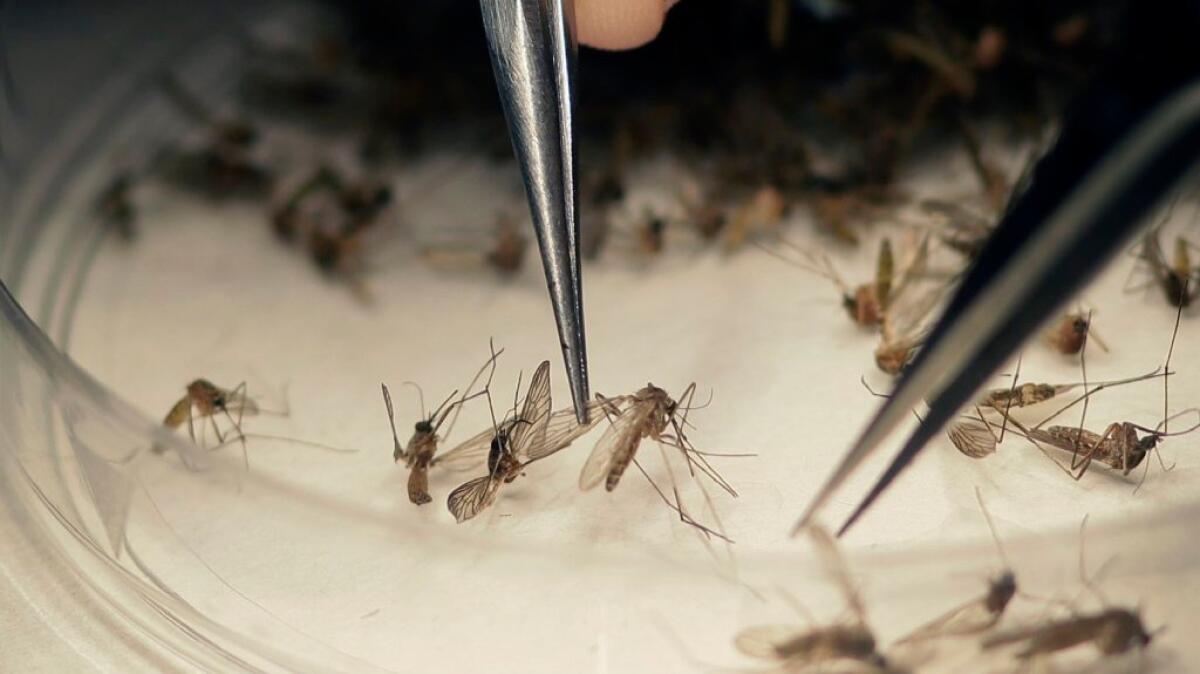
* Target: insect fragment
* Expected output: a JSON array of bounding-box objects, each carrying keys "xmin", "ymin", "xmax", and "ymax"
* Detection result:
[
  {"xmin": 1045, "ymin": 311, "xmax": 1108, "ymax": 356},
  {"xmin": 982, "ymin": 608, "xmax": 1153, "ymax": 660},
  {"xmin": 1132, "ymin": 227, "xmax": 1200, "ymax": 308}
]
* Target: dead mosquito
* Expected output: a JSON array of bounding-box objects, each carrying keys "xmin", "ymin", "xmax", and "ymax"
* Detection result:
[
  {"xmin": 1129, "ymin": 226, "xmax": 1200, "ymax": 308},
  {"xmin": 724, "ymin": 185, "xmax": 787, "ymax": 252},
  {"xmin": 1045, "ymin": 310, "xmax": 1108, "ymax": 356},
  {"xmin": 760, "ymin": 236, "xmax": 897, "ymax": 328},
  {"xmin": 981, "ymin": 299, "xmax": 1195, "ymax": 484},
  {"xmin": 734, "ymin": 527, "xmax": 895, "ymax": 672},
  {"xmin": 578, "ymin": 382, "xmax": 744, "ymax": 541},
  {"xmin": 445, "ymin": 359, "xmax": 602, "ymax": 523},
  {"xmin": 421, "ymin": 213, "xmax": 528, "ymax": 277},
  {"xmin": 380, "ymin": 349, "xmax": 500, "ymax": 505},
  {"xmin": 892, "ymin": 489, "xmax": 1015, "ymax": 649},
  {"xmin": 155, "ymin": 378, "xmax": 355, "ymax": 468},
  {"xmin": 981, "ymin": 518, "xmax": 1160, "ymax": 665},
  {"xmin": 96, "ymin": 173, "xmax": 137, "ymax": 242},
  {"xmin": 154, "ymin": 74, "xmax": 272, "ymax": 199}
]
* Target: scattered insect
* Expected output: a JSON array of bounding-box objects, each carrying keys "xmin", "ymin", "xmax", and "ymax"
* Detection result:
[
  {"xmin": 579, "ymin": 383, "xmax": 743, "ymax": 540},
  {"xmin": 155, "ymin": 74, "xmax": 272, "ymax": 199},
  {"xmin": 724, "ymin": 185, "xmax": 786, "ymax": 252},
  {"xmin": 983, "ymin": 608, "xmax": 1153, "ymax": 662},
  {"xmin": 892, "ymin": 489, "xmax": 1015, "ymax": 648},
  {"xmin": 919, "ymin": 198, "xmax": 993, "ymax": 262},
  {"xmin": 760, "ymin": 236, "xmax": 900, "ymax": 328},
  {"xmin": 638, "ymin": 212, "xmax": 668, "ymax": 256},
  {"xmin": 96, "ymin": 173, "xmax": 137, "ymax": 242},
  {"xmin": 1131, "ymin": 226, "xmax": 1200, "ymax": 308},
  {"xmin": 421, "ymin": 214, "xmax": 528, "ymax": 277},
  {"xmin": 445, "ymin": 360, "xmax": 603, "ymax": 523},
  {"xmin": 1002, "ymin": 299, "xmax": 1196, "ymax": 483},
  {"xmin": 158, "ymin": 379, "xmax": 259, "ymax": 454},
  {"xmin": 1045, "ymin": 311, "xmax": 1108, "ymax": 356},
  {"xmin": 381, "ymin": 349, "xmax": 500, "ymax": 505},
  {"xmin": 982, "ymin": 518, "xmax": 1159, "ymax": 664},
  {"xmin": 734, "ymin": 527, "xmax": 894, "ymax": 672}
]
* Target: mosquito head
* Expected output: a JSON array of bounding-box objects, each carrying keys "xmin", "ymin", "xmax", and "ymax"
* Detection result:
[{"xmin": 414, "ymin": 419, "xmax": 434, "ymax": 435}]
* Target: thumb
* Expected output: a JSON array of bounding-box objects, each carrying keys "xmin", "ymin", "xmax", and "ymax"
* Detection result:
[{"xmin": 576, "ymin": 0, "xmax": 680, "ymax": 51}]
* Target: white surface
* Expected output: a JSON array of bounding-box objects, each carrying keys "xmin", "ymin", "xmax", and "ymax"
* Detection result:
[{"xmin": 47, "ymin": 147, "xmax": 1200, "ymax": 672}]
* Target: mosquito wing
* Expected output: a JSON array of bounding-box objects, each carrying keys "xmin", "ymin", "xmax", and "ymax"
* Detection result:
[
  {"xmin": 578, "ymin": 399, "xmax": 654, "ymax": 491},
  {"xmin": 525, "ymin": 398, "xmax": 630, "ymax": 463},
  {"xmin": 432, "ymin": 426, "xmax": 494, "ymax": 472},
  {"xmin": 446, "ymin": 475, "xmax": 500, "ymax": 523},
  {"xmin": 947, "ymin": 421, "xmax": 996, "ymax": 459},
  {"xmin": 222, "ymin": 389, "xmax": 260, "ymax": 417},
  {"xmin": 510, "ymin": 360, "xmax": 552, "ymax": 461},
  {"xmin": 734, "ymin": 625, "xmax": 796, "ymax": 660},
  {"xmin": 895, "ymin": 597, "xmax": 997, "ymax": 645},
  {"xmin": 809, "ymin": 527, "xmax": 868, "ymax": 626}
]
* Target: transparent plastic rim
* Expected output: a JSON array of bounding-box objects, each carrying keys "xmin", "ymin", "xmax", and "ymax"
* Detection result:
[{"xmin": 3, "ymin": 6, "xmax": 1200, "ymax": 673}]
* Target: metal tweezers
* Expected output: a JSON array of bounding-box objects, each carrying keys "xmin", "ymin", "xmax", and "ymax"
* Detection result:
[
  {"xmin": 479, "ymin": 0, "xmax": 1200, "ymax": 522},
  {"xmin": 479, "ymin": 0, "xmax": 590, "ymax": 424}
]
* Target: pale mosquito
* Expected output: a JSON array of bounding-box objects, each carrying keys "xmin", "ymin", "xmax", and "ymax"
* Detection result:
[{"xmin": 578, "ymin": 383, "xmax": 744, "ymax": 540}]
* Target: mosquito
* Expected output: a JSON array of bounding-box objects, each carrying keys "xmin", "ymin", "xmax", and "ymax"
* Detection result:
[
  {"xmin": 1129, "ymin": 226, "xmax": 1200, "ymax": 308},
  {"xmin": 421, "ymin": 214, "xmax": 529, "ymax": 277},
  {"xmin": 760, "ymin": 236, "xmax": 898, "ymax": 328},
  {"xmin": 380, "ymin": 349, "xmax": 501, "ymax": 505},
  {"xmin": 578, "ymin": 382, "xmax": 745, "ymax": 540},
  {"xmin": 723, "ymin": 185, "xmax": 787, "ymax": 252},
  {"xmin": 158, "ymin": 379, "xmax": 259, "ymax": 454},
  {"xmin": 993, "ymin": 298, "xmax": 1195, "ymax": 484},
  {"xmin": 155, "ymin": 74, "xmax": 272, "ymax": 199},
  {"xmin": 1045, "ymin": 311, "xmax": 1108, "ymax": 356},
  {"xmin": 445, "ymin": 359, "xmax": 605, "ymax": 523},
  {"xmin": 891, "ymin": 489, "xmax": 1016, "ymax": 648},
  {"xmin": 981, "ymin": 518, "xmax": 1159, "ymax": 665},
  {"xmin": 96, "ymin": 173, "xmax": 137, "ymax": 242},
  {"xmin": 734, "ymin": 527, "xmax": 895, "ymax": 672},
  {"xmin": 155, "ymin": 378, "xmax": 346, "ymax": 468}
]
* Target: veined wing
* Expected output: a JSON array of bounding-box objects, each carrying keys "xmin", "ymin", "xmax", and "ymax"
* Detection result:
[
  {"xmin": 432, "ymin": 425, "xmax": 494, "ymax": 471},
  {"xmin": 509, "ymin": 360, "xmax": 552, "ymax": 460},
  {"xmin": 895, "ymin": 597, "xmax": 997, "ymax": 645},
  {"xmin": 578, "ymin": 399, "xmax": 654, "ymax": 491},
  {"xmin": 526, "ymin": 396, "xmax": 637, "ymax": 463},
  {"xmin": 446, "ymin": 475, "xmax": 501, "ymax": 523},
  {"xmin": 947, "ymin": 421, "xmax": 996, "ymax": 459},
  {"xmin": 810, "ymin": 527, "xmax": 867, "ymax": 627},
  {"xmin": 734, "ymin": 625, "xmax": 798, "ymax": 660}
]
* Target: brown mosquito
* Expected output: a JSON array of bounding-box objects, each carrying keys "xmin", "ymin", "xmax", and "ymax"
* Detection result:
[
  {"xmin": 760, "ymin": 236, "xmax": 898, "ymax": 329},
  {"xmin": 96, "ymin": 173, "xmax": 137, "ymax": 242},
  {"xmin": 734, "ymin": 527, "xmax": 894, "ymax": 672},
  {"xmin": 155, "ymin": 378, "xmax": 348, "ymax": 468},
  {"xmin": 723, "ymin": 185, "xmax": 786, "ymax": 252},
  {"xmin": 445, "ymin": 359, "xmax": 604, "ymax": 523},
  {"xmin": 154, "ymin": 74, "xmax": 271, "ymax": 200},
  {"xmin": 984, "ymin": 299, "xmax": 1195, "ymax": 484},
  {"xmin": 578, "ymin": 383, "xmax": 744, "ymax": 540},
  {"xmin": 1130, "ymin": 226, "xmax": 1200, "ymax": 308},
  {"xmin": 421, "ymin": 213, "xmax": 529, "ymax": 277},
  {"xmin": 1045, "ymin": 311, "xmax": 1108, "ymax": 356},
  {"xmin": 380, "ymin": 349, "xmax": 501, "ymax": 505},
  {"xmin": 892, "ymin": 489, "xmax": 1016, "ymax": 648},
  {"xmin": 981, "ymin": 518, "xmax": 1159, "ymax": 665}
]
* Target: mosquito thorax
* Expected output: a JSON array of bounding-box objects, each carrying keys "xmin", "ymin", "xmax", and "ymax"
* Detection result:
[{"xmin": 487, "ymin": 430, "xmax": 510, "ymax": 475}]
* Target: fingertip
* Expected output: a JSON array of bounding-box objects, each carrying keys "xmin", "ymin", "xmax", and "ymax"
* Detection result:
[{"xmin": 576, "ymin": 0, "xmax": 678, "ymax": 51}]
